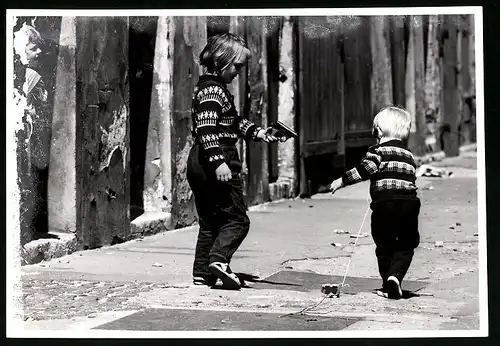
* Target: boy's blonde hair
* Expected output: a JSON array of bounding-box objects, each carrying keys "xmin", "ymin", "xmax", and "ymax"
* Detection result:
[
  {"xmin": 13, "ymin": 23, "xmax": 44, "ymax": 65},
  {"xmin": 373, "ymin": 106, "xmax": 412, "ymax": 140},
  {"xmin": 199, "ymin": 33, "xmax": 251, "ymax": 74}
]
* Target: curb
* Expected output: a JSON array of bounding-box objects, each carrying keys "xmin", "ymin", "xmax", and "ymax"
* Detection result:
[
  {"xmin": 21, "ymin": 232, "xmax": 78, "ymax": 265},
  {"xmin": 21, "ymin": 212, "xmax": 174, "ymax": 266},
  {"xmin": 459, "ymin": 143, "xmax": 478, "ymax": 154},
  {"xmin": 130, "ymin": 211, "xmax": 173, "ymax": 238}
]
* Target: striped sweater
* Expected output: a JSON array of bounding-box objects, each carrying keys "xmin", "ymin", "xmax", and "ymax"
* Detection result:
[
  {"xmin": 341, "ymin": 139, "xmax": 419, "ymax": 202},
  {"xmin": 191, "ymin": 75, "xmax": 262, "ymax": 170}
]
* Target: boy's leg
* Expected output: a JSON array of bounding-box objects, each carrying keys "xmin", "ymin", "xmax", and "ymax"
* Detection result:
[
  {"xmin": 187, "ymin": 144, "xmax": 218, "ymax": 285},
  {"xmin": 375, "ymin": 246, "xmax": 393, "ymax": 288},
  {"xmin": 371, "ymin": 207, "xmax": 396, "ymax": 288},
  {"xmin": 388, "ymin": 199, "xmax": 421, "ymax": 284},
  {"xmin": 388, "ymin": 249, "xmax": 416, "ymax": 284},
  {"xmin": 208, "ymin": 175, "xmax": 250, "ymax": 289},
  {"xmin": 192, "ymin": 196, "xmax": 219, "ymax": 283},
  {"xmin": 209, "ymin": 145, "xmax": 249, "ymax": 264},
  {"xmin": 209, "ymin": 175, "xmax": 250, "ymax": 264}
]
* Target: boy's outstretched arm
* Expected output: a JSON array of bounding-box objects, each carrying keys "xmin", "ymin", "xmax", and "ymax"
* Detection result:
[
  {"xmin": 329, "ymin": 178, "xmax": 344, "ymax": 194},
  {"xmin": 343, "ymin": 147, "xmax": 382, "ymax": 186},
  {"xmin": 330, "ymin": 147, "xmax": 382, "ymax": 194}
]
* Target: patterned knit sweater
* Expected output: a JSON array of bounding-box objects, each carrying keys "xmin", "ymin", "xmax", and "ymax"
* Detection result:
[
  {"xmin": 191, "ymin": 75, "xmax": 262, "ymax": 170},
  {"xmin": 341, "ymin": 139, "xmax": 419, "ymax": 202}
]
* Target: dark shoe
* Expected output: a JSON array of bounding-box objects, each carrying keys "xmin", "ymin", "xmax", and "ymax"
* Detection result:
[
  {"xmin": 208, "ymin": 262, "xmax": 241, "ymax": 290},
  {"xmin": 386, "ymin": 276, "xmax": 403, "ymax": 299}
]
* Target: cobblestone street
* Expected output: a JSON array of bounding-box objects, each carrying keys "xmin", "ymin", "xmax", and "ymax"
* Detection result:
[{"xmin": 21, "ymin": 278, "xmax": 175, "ymax": 321}]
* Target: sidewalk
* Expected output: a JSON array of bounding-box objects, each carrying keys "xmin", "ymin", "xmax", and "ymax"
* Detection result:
[{"xmin": 17, "ymin": 151, "xmax": 484, "ymax": 334}]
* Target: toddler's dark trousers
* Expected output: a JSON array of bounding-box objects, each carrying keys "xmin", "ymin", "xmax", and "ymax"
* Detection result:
[
  {"xmin": 370, "ymin": 198, "xmax": 421, "ymax": 286},
  {"xmin": 186, "ymin": 142, "xmax": 250, "ymax": 278}
]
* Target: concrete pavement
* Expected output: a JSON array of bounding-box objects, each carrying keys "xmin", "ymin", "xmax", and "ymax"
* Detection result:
[{"xmin": 15, "ymin": 150, "xmax": 486, "ymax": 335}]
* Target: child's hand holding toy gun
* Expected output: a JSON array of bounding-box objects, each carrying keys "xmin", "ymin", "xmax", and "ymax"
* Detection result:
[
  {"xmin": 265, "ymin": 121, "xmax": 299, "ymax": 143},
  {"xmin": 255, "ymin": 92, "xmax": 298, "ymax": 143}
]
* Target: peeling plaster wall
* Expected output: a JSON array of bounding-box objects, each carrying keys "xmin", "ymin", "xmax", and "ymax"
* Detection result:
[
  {"xmin": 370, "ymin": 16, "xmax": 393, "ymax": 114},
  {"xmin": 406, "ymin": 16, "xmax": 427, "ymax": 156},
  {"xmin": 48, "ymin": 16, "xmax": 77, "ymax": 235},
  {"xmin": 171, "ymin": 16, "xmax": 207, "ymax": 227},
  {"xmin": 246, "ymin": 16, "xmax": 269, "ymax": 205},
  {"xmin": 75, "ymin": 17, "xmax": 130, "ymax": 249},
  {"xmin": 144, "ymin": 16, "xmax": 174, "ymax": 214},
  {"xmin": 441, "ymin": 15, "xmax": 461, "ymax": 157},
  {"xmin": 424, "ymin": 15, "xmax": 442, "ymax": 152},
  {"xmin": 276, "ymin": 17, "xmax": 297, "ymax": 194},
  {"xmin": 99, "ymin": 105, "xmax": 128, "ymax": 172}
]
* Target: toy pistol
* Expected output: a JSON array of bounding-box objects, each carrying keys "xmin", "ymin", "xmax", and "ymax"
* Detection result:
[{"xmin": 266, "ymin": 121, "xmax": 298, "ymax": 142}]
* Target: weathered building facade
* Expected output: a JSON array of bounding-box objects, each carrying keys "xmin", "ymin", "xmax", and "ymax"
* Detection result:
[{"xmin": 12, "ymin": 15, "xmax": 476, "ymax": 260}]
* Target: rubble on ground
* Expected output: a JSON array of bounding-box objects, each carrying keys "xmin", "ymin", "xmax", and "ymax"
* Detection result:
[
  {"xmin": 416, "ymin": 164, "xmax": 453, "ymax": 178},
  {"xmin": 333, "ymin": 229, "xmax": 350, "ymax": 234}
]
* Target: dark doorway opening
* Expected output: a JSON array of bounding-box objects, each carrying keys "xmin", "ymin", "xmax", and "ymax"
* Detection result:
[{"xmin": 129, "ymin": 17, "xmax": 158, "ymax": 220}]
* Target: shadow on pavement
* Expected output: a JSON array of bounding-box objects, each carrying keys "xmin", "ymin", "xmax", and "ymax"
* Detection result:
[
  {"xmin": 235, "ymin": 272, "xmax": 303, "ymax": 287},
  {"xmin": 248, "ymin": 270, "xmax": 429, "ymax": 296}
]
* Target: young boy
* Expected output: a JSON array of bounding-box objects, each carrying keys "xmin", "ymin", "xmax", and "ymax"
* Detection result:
[
  {"xmin": 330, "ymin": 106, "xmax": 421, "ymax": 299},
  {"xmin": 14, "ymin": 23, "xmax": 52, "ymax": 239},
  {"xmin": 187, "ymin": 33, "xmax": 279, "ymax": 290}
]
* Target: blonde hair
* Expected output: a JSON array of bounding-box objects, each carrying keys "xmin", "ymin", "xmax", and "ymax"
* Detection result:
[
  {"xmin": 373, "ymin": 106, "xmax": 412, "ymax": 140},
  {"xmin": 13, "ymin": 23, "xmax": 44, "ymax": 65},
  {"xmin": 199, "ymin": 33, "xmax": 250, "ymax": 74}
]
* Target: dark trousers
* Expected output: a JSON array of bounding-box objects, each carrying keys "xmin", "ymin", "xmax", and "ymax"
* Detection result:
[
  {"xmin": 186, "ymin": 143, "xmax": 250, "ymax": 278},
  {"xmin": 370, "ymin": 198, "xmax": 421, "ymax": 286}
]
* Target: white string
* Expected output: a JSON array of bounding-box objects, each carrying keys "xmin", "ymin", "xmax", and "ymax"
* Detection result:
[
  {"xmin": 281, "ymin": 196, "xmax": 371, "ymax": 318},
  {"xmin": 338, "ymin": 198, "xmax": 371, "ymax": 291}
]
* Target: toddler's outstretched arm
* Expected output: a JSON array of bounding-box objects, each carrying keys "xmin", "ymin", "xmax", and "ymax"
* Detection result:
[
  {"xmin": 330, "ymin": 147, "xmax": 382, "ymax": 194},
  {"xmin": 329, "ymin": 178, "xmax": 344, "ymax": 194}
]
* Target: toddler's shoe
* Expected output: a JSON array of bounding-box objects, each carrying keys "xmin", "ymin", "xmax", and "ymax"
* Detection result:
[{"xmin": 386, "ymin": 276, "xmax": 403, "ymax": 299}]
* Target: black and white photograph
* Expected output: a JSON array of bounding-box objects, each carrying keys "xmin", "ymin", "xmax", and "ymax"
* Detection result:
[{"xmin": 6, "ymin": 7, "xmax": 487, "ymax": 337}]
